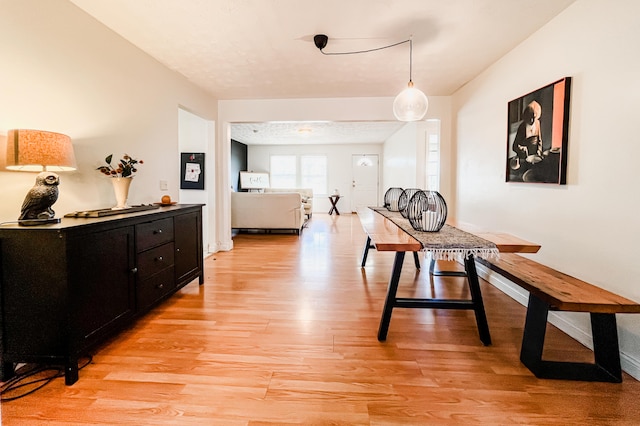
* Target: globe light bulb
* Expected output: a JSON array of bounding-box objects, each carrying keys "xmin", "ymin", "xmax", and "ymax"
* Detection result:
[{"xmin": 393, "ymin": 81, "xmax": 429, "ymax": 122}]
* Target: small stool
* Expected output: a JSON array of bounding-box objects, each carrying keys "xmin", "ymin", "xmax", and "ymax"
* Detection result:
[{"xmin": 328, "ymin": 195, "xmax": 340, "ymax": 215}]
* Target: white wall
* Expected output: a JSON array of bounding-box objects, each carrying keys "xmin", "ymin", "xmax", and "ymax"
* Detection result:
[
  {"xmin": 0, "ymin": 0, "xmax": 217, "ymax": 227},
  {"xmin": 382, "ymin": 97, "xmax": 454, "ymax": 210},
  {"xmin": 248, "ymin": 143, "xmax": 383, "ymax": 213},
  {"xmin": 178, "ymin": 108, "xmax": 215, "ymax": 253},
  {"xmin": 453, "ymin": 0, "xmax": 640, "ymax": 378},
  {"xmin": 383, "ymin": 122, "xmax": 418, "ymax": 190}
]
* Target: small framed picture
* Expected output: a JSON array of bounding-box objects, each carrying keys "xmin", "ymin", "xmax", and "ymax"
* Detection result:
[
  {"xmin": 180, "ymin": 153, "xmax": 205, "ymax": 190},
  {"xmin": 506, "ymin": 77, "xmax": 572, "ymax": 184}
]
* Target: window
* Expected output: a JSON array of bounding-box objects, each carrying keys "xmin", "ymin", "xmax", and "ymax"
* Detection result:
[
  {"xmin": 270, "ymin": 154, "xmax": 328, "ymax": 195},
  {"xmin": 425, "ymin": 119, "xmax": 441, "ymax": 191},
  {"xmin": 301, "ymin": 155, "xmax": 327, "ymax": 195},
  {"xmin": 270, "ymin": 155, "xmax": 296, "ymax": 187}
]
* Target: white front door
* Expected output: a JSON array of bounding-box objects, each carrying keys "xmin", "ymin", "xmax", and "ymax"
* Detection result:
[{"xmin": 351, "ymin": 154, "xmax": 379, "ymax": 212}]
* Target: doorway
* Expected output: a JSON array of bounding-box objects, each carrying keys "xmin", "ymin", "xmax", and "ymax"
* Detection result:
[{"xmin": 351, "ymin": 154, "xmax": 379, "ymax": 212}]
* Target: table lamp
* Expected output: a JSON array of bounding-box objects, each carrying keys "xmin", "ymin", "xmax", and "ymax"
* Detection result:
[{"xmin": 4, "ymin": 129, "xmax": 76, "ymax": 225}]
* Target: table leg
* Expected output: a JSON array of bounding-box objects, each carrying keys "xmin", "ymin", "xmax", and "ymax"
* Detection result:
[
  {"xmin": 361, "ymin": 236, "xmax": 374, "ymax": 267},
  {"xmin": 464, "ymin": 255, "xmax": 491, "ymax": 346},
  {"xmin": 429, "ymin": 258, "xmax": 467, "ymax": 277},
  {"xmin": 328, "ymin": 197, "xmax": 340, "ymax": 215},
  {"xmin": 378, "ymin": 251, "xmax": 405, "ymax": 341}
]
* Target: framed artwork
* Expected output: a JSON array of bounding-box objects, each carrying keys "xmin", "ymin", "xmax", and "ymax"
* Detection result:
[
  {"xmin": 506, "ymin": 77, "xmax": 571, "ymax": 184},
  {"xmin": 239, "ymin": 171, "xmax": 270, "ymax": 190},
  {"xmin": 180, "ymin": 153, "xmax": 205, "ymax": 190}
]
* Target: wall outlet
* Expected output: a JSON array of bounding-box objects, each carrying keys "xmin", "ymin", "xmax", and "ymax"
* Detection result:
[{"xmin": 159, "ymin": 180, "xmax": 168, "ymax": 190}]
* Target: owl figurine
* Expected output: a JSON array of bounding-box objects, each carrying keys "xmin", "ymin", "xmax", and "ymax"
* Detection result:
[{"xmin": 19, "ymin": 172, "xmax": 60, "ymax": 223}]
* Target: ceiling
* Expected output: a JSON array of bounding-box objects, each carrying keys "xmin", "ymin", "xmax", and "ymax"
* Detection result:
[
  {"xmin": 231, "ymin": 121, "xmax": 408, "ymax": 145},
  {"xmin": 70, "ymin": 0, "xmax": 576, "ymax": 145}
]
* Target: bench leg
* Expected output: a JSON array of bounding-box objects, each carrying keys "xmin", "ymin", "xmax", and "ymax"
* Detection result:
[
  {"xmin": 377, "ymin": 251, "xmax": 405, "ymax": 341},
  {"xmin": 520, "ymin": 294, "xmax": 548, "ymax": 369},
  {"xmin": 520, "ymin": 294, "xmax": 622, "ymax": 382},
  {"xmin": 464, "ymin": 255, "xmax": 491, "ymax": 346},
  {"xmin": 591, "ymin": 312, "xmax": 622, "ymax": 381}
]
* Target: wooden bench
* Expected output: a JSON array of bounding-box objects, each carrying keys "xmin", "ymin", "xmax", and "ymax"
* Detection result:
[{"xmin": 476, "ymin": 253, "xmax": 640, "ymax": 382}]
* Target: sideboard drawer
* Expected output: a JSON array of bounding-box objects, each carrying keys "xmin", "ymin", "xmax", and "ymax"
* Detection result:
[
  {"xmin": 136, "ymin": 218, "xmax": 174, "ymax": 252},
  {"xmin": 137, "ymin": 266, "xmax": 175, "ymax": 311},
  {"xmin": 137, "ymin": 242, "xmax": 175, "ymax": 281}
]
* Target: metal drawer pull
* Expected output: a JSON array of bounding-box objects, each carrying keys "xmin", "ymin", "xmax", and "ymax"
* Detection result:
[
  {"xmin": 154, "ymin": 229, "xmax": 163, "ymax": 234},
  {"xmin": 156, "ymin": 256, "xmax": 163, "ymax": 262},
  {"xmin": 131, "ymin": 267, "xmax": 138, "ymax": 274},
  {"xmin": 157, "ymin": 283, "xmax": 164, "ymax": 289}
]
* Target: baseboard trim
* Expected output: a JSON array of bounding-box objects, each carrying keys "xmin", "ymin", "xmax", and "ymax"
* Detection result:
[
  {"xmin": 207, "ymin": 240, "xmax": 233, "ymax": 253},
  {"xmin": 476, "ymin": 263, "xmax": 640, "ymax": 381}
]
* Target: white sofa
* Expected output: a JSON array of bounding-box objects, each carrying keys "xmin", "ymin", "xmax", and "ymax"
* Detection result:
[
  {"xmin": 264, "ymin": 187, "xmax": 313, "ymax": 218},
  {"xmin": 231, "ymin": 192, "xmax": 305, "ymax": 234}
]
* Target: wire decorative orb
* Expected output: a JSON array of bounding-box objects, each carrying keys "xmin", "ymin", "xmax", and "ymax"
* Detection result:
[
  {"xmin": 406, "ymin": 190, "xmax": 448, "ymax": 232},
  {"xmin": 399, "ymin": 188, "xmax": 421, "ymax": 218},
  {"xmin": 383, "ymin": 187, "xmax": 404, "ymax": 211}
]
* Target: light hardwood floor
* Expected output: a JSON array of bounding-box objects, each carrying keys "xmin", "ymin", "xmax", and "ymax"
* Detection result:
[{"xmin": 2, "ymin": 213, "xmax": 640, "ymax": 425}]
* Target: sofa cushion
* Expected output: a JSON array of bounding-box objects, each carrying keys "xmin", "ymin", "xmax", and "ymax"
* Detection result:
[{"xmin": 265, "ymin": 188, "xmax": 313, "ymax": 215}]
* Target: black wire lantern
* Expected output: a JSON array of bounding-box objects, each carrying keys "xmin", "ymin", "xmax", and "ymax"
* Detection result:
[
  {"xmin": 407, "ymin": 190, "xmax": 448, "ymax": 232},
  {"xmin": 399, "ymin": 188, "xmax": 421, "ymax": 218},
  {"xmin": 383, "ymin": 187, "xmax": 404, "ymax": 211}
]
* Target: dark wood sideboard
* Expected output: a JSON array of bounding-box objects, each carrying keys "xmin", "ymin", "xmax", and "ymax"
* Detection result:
[{"xmin": 0, "ymin": 204, "xmax": 204, "ymax": 385}]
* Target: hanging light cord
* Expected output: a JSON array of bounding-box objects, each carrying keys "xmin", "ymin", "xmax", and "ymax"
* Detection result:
[
  {"xmin": 319, "ymin": 37, "xmax": 414, "ymax": 82},
  {"xmin": 315, "ymin": 34, "xmax": 427, "ymax": 121}
]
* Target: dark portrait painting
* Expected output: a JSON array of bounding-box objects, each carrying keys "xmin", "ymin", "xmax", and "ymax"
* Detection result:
[{"xmin": 506, "ymin": 77, "xmax": 571, "ymax": 184}]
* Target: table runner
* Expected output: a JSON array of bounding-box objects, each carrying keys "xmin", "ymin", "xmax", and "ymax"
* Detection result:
[{"xmin": 371, "ymin": 207, "xmax": 499, "ymax": 261}]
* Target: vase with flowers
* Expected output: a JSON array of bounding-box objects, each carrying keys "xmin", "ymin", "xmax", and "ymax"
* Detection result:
[{"xmin": 97, "ymin": 154, "xmax": 143, "ymax": 209}]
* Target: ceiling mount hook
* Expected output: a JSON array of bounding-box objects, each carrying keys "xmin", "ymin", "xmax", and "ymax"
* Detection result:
[{"xmin": 314, "ymin": 34, "xmax": 328, "ymax": 50}]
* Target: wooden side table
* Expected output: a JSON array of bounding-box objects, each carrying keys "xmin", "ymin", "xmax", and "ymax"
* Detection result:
[{"xmin": 328, "ymin": 195, "xmax": 340, "ymax": 215}]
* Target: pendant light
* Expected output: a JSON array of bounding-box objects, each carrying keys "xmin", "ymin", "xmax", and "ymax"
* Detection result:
[
  {"xmin": 392, "ymin": 39, "xmax": 428, "ymax": 121},
  {"xmin": 314, "ymin": 34, "xmax": 428, "ymax": 121}
]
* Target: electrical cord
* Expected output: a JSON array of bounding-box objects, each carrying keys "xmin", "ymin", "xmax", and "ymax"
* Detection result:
[
  {"xmin": 315, "ymin": 35, "xmax": 416, "ymax": 84},
  {"xmin": 0, "ymin": 356, "xmax": 92, "ymax": 401},
  {"xmin": 319, "ymin": 38, "xmax": 410, "ymax": 55}
]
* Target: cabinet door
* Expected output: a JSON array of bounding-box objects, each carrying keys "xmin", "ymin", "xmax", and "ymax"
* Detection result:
[
  {"xmin": 174, "ymin": 212, "xmax": 201, "ymax": 285},
  {"xmin": 0, "ymin": 231, "xmax": 69, "ymax": 358},
  {"xmin": 69, "ymin": 226, "xmax": 135, "ymax": 347}
]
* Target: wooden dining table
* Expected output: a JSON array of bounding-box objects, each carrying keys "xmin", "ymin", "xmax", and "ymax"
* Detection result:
[{"xmin": 357, "ymin": 207, "xmax": 540, "ymax": 345}]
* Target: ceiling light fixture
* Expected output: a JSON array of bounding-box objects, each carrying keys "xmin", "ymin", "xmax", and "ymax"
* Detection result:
[{"xmin": 313, "ymin": 34, "xmax": 428, "ymax": 122}]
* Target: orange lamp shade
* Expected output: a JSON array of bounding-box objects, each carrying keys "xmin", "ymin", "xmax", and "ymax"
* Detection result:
[{"xmin": 5, "ymin": 129, "xmax": 76, "ymax": 172}]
